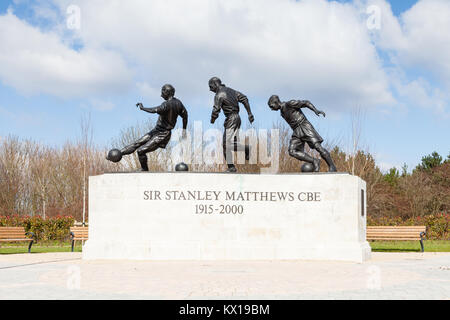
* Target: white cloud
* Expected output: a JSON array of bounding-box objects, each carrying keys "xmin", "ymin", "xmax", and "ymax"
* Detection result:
[
  {"xmin": 47, "ymin": 0, "xmax": 394, "ymax": 110},
  {"xmin": 3, "ymin": 0, "xmax": 448, "ymax": 117},
  {"xmin": 0, "ymin": 11, "xmax": 133, "ymax": 98},
  {"xmin": 90, "ymin": 99, "xmax": 115, "ymax": 111},
  {"xmin": 397, "ymin": 0, "xmax": 450, "ymax": 85},
  {"xmin": 393, "ymin": 77, "xmax": 448, "ymax": 115},
  {"xmin": 0, "ymin": 105, "xmax": 45, "ymax": 127},
  {"xmin": 136, "ymin": 82, "xmax": 161, "ymax": 101},
  {"xmin": 365, "ymin": 0, "xmax": 450, "ymax": 115}
]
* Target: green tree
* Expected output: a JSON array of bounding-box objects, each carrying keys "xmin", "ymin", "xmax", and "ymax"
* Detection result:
[
  {"xmin": 416, "ymin": 151, "xmax": 443, "ymax": 171},
  {"xmin": 384, "ymin": 167, "xmax": 400, "ymax": 186},
  {"xmin": 445, "ymin": 152, "xmax": 450, "ymax": 164},
  {"xmin": 401, "ymin": 163, "xmax": 408, "ymax": 177}
]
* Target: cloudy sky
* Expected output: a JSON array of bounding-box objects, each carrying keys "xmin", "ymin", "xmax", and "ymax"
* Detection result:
[{"xmin": 0, "ymin": 0, "xmax": 448, "ymax": 171}]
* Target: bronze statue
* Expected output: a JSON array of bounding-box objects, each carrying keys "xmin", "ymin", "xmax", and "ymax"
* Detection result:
[
  {"xmin": 209, "ymin": 77, "xmax": 254, "ymax": 173},
  {"xmin": 268, "ymin": 95, "xmax": 337, "ymax": 172},
  {"xmin": 107, "ymin": 84, "xmax": 188, "ymax": 171}
]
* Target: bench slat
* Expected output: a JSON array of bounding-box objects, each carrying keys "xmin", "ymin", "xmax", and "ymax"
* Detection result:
[
  {"xmin": 367, "ymin": 230, "xmax": 424, "ymax": 233},
  {"xmin": 367, "ymin": 238, "xmax": 423, "ymax": 241},
  {"xmin": 367, "ymin": 226, "xmax": 425, "ymax": 228},
  {"xmin": 367, "ymin": 226, "xmax": 425, "ymax": 229},
  {"xmin": 367, "ymin": 235, "xmax": 422, "ymax": 237},
  {"xmin": 368, "ymin": 235, "xmax": 423, "ymax": 237},
  {"xmin": 0, "ymin": 231, "xmax": 26, "ymax": 233},
  {"xmin": 0, "ymin": 227, "xmax": 30, "ymax": 241},
  {"xmin": 367, "ymin": 229, "xmax": 425, "ymax": 232},
  {"xmin": 0, "ymin": 231, "xmax": 28, "ymax": 234},
  {"xmin": 367, "ymin": 237, "xmax": 421, "ymax": 239},
  {"xmin": 70, "ymin": 227, "xmax": 89, "ymax": 241},
  {"xmin": 367, "ymin": 237, "xmax": 422, "ymax": 240},
  {"xmin": 367, "ymin": 228, "xmax": 425, "ymax": 231},
  {"xmin": 0, "ymin": 236, "xmax": 30, "ymax": 239},
  {"xmin": 367, "ymin": 234, "xmax": 423, "ymax": 237},
  {"xmin": 367, "ymin": 231, "xmax": 422, "ymax": 233},
  {"xmin": 0, "ymin": 231, "xmax": 27, "ymax": 233},
  {"xmin": 367, "ymin": 230, "xmax": 425, "ymax": 232}
]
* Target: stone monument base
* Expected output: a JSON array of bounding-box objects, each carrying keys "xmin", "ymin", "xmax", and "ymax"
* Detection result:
[{"xmin": 83, "ymin": 172, "xmax": 371, "ymax": 262}]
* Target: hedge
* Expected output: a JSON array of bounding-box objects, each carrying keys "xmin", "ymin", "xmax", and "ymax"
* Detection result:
[
  {"xmin": 0, "ymin": 215, "xmax": 75, "ymax": 241},
  {"xmin": 1, "ymin": 213, "xmax": 448, "ymax": 241}
]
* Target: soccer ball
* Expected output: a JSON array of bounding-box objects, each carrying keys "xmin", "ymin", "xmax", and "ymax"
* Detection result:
[
  {"xmin": 301, "ymin": 162, "xmax": 314, "ymax": 172},
  {"xmin": 175, "ymin": 162, "xmax": 189, "ymax": 171},
  {"xmin": 107, "ymin": 149, "xmax": 122, "ymax": 163}
]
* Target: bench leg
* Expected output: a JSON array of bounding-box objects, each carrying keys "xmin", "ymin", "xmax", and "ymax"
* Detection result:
[
  {"xmin": 28, "ymin": 240, "xmax": 34, "ymax": 253},
  {"xmin": 420, "ymin": 232, "xmax": 426, "ymax": 252}
]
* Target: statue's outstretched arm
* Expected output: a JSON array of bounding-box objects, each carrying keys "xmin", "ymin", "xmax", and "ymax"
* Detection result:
[
  {"xmin": 137, "ymin": 102, "xmax": 164, "ymax": 114},
  {"xmin": 237, "ymin": 91, "xmax": 254, "ymax": 123},
  {"xmin": 300, "ymin": 100, "xmax": 326, "ymax": 117}
]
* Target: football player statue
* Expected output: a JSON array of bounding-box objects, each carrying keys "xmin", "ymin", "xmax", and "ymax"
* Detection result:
[
  {"xmin": 268, "ymin": 95, "xmax": 336, "ymax": 172},
  {"xmin": 209, "ymin": 77, "xmax": 254, "ymax": 173},
  {"xmin": 106, "ymin": 84, "xmax": 188, "ymax": 172}
]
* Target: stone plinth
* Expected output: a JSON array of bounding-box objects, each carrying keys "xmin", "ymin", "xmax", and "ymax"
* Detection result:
[{"xmin": 83, "ymin": 172, "xmax": 371, "ymax": 262}]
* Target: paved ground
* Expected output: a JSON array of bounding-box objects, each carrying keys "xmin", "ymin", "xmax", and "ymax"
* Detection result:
[{"xmin": 0, "ymin": 252, "xmax": 449, "ymax": 299}]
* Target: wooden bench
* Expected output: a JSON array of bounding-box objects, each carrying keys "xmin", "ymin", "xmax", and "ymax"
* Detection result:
[
  {"xmin": 367, "ymin": 226, "xmax": 426, "ymax": 252},
  {"xmin": 70, "ymin": 226, "xmax": 88, "ymax": 252},
  {"xmin": 0, "ymin": 227, "xmax": 36, "ymax": 253}
]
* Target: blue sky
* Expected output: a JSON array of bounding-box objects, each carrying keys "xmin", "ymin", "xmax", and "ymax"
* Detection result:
[
  {"xmin": 335, "ymin": 0, "xmax": 419, "ymax": 16},
  {"xmin": 0, "ymin": 0, "xmax": 449, "ymax": 172}
]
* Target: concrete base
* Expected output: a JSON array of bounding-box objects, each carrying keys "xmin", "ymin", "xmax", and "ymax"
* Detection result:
[{"xmin": 83, "ymin": 172, "xmax": 371, "ymax": 262}]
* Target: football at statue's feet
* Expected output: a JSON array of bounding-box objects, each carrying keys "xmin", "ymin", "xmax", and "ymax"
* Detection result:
[
  {"xmin": 301, "ymin": 162, "xmax": 314, "ymax": 172},
  {"xmin": 106, "ymin": 149, "xmax": 122, "ymax": 163},
  {"xmin": 175, "ymin": 162, "xmax": 189, "ymax": 171}
]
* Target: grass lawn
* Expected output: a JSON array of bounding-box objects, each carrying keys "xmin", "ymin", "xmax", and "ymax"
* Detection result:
[
  {"xmin": 369, "ymin": 240, "xmax": 450, "ymax": 252},
  {"xmin": 1, "ymin": 240, "xmax": 449, "ymax": 254},
  {"xmin": 0, "ymin": 241, "xmax": 82, "ymax": 254}
]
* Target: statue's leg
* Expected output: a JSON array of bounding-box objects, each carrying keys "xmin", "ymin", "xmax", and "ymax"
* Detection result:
[
  {"xmin": 230, "ymin": 115, "xmax": 250, "ymax": 162},
  {"xmin": 223, "ymin": 128, "xmax": 236, "ymax": 168},
  {"xmin": 289, "ymin": 139, "xmax": 315, "ymax": 163},
  {"xmin": 223, "ymin": 114, "xmax": 242, "ymax": 170},
  {"xmin": 120, "ymin": 133, "xmax": 151, "ymax": 156},
  {"xmin": 232, "ymin": 133, "xmax": 250, "ymax": 161},
  {"xmin": 313, "ymin": 142, "xmax": 337, "ymax": 172},
  {"xmin": 136, "ymin": 135, "xmax": 162, "ymax": 172},
  {"xmin": 289, "ymin": 139, "xmax": 321, "ymax": 171}
]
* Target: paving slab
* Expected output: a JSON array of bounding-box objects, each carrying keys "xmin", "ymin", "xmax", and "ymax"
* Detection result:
[{"xmin": 0, "ymin": 252, "xmax": 449, "ymax": 299}]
